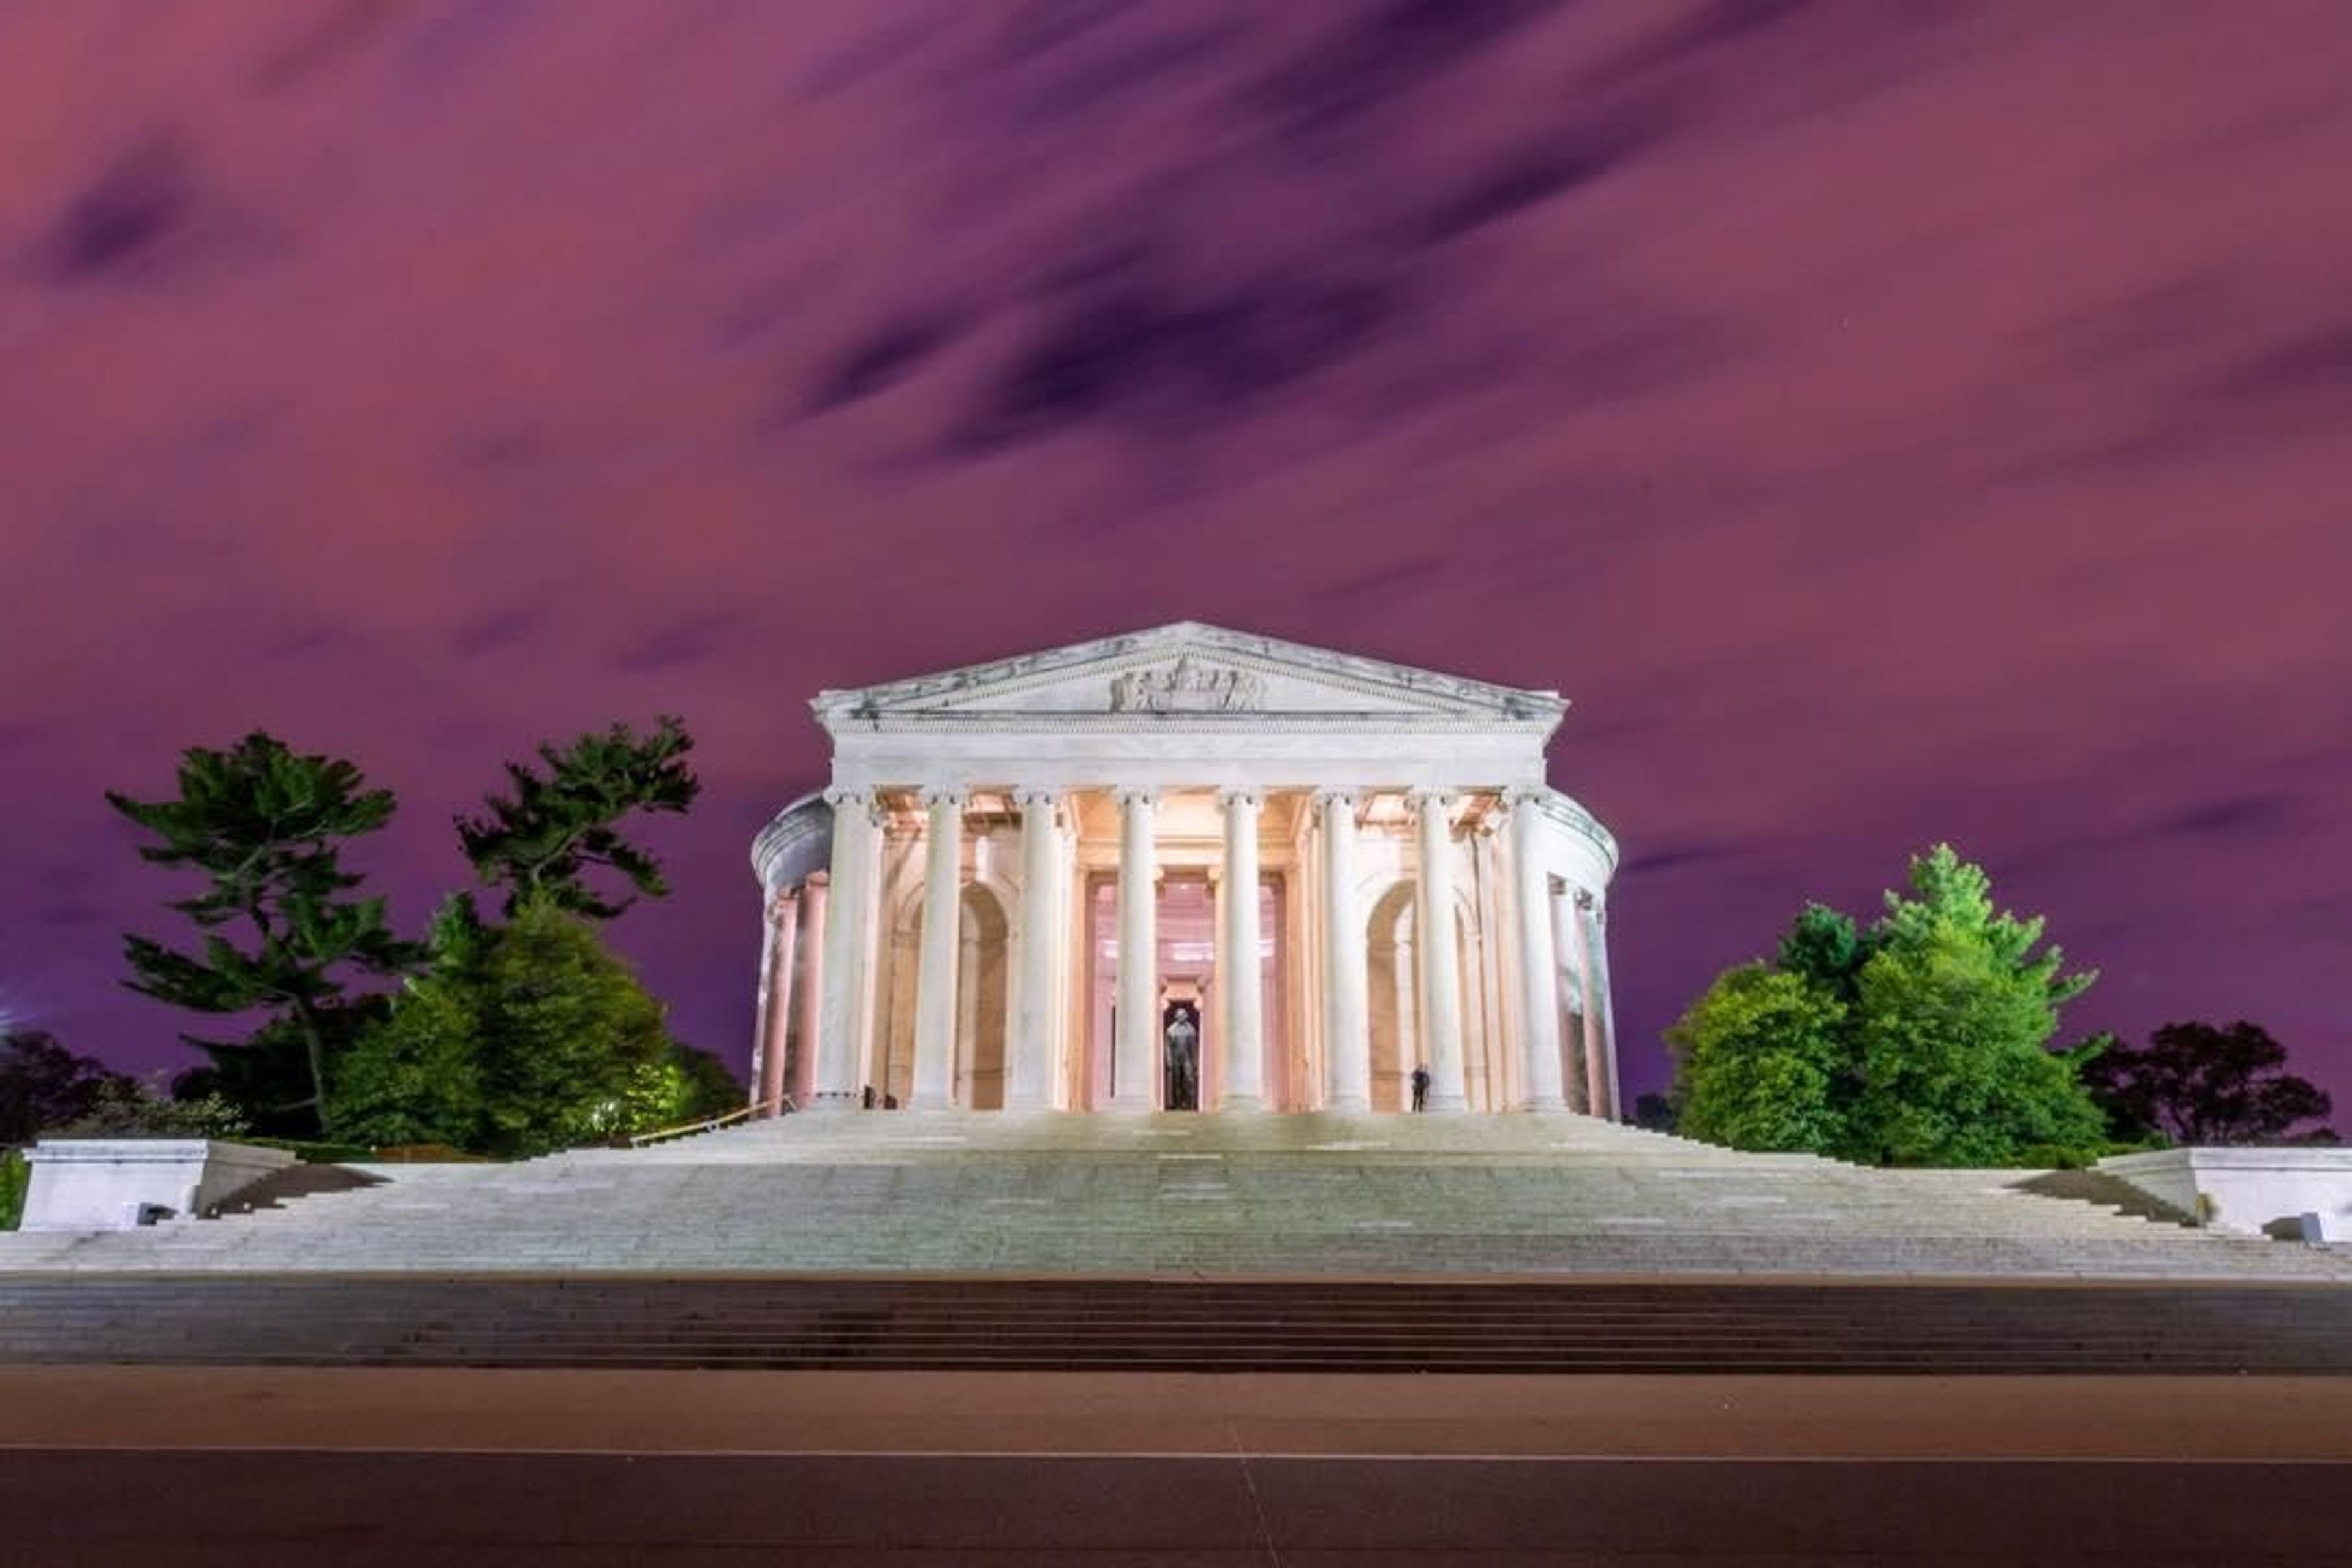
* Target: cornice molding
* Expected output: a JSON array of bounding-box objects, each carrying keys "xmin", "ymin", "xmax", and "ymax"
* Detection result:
[
  {"xmin": 1538, "ymin": 789, "xmax": 1620, "ymax": 875},
  {"xmin": 748, "ymin": 791, "xmax": 832, "ymax": 887}
]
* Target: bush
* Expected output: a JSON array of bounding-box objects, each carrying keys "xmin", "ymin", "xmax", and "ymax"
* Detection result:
[
  {"xmin": 46, "ymin": 1084, "xmax": 250, "ymax": 1140},
  {"xmin": 1, "ymin": 1148, "xmax": 26, "ymax": 1231}
]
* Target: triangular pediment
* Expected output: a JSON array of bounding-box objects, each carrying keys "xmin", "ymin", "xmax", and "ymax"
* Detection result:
[{"xmin": 813, "ymin": 623, "xmax": 1566, "ymax": 728}]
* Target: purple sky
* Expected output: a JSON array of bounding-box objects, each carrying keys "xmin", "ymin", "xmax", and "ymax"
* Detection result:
[{"xmin": 3, "ymin": 1, "xmax": 2348, "ymax": 1112}]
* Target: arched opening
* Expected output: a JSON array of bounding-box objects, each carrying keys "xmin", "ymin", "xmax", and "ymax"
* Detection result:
[
  {"xmin": 954, "ymin": 884, "xmax": 1011, "ymax": 1109},
  {"xmin": 1363, "ymin": 879, "xmax": 1479, "ymax": 1112},
  {"xmin": 1365, "ymin": 882, "xmax": 1419, "ymax": 1113}
]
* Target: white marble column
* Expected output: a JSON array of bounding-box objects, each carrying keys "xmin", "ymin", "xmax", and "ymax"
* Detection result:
[
  {"xmin": 1577, "ymin": 889, "xmax": 1619, "ymax": 1120},
  {"xmin": 910, "ymin": 790, "xmax": 963, "ymax": 1109},
  {"xmin": 1506, "ymin": 791, "xmax": 1566, "ymax": 1112},
  {"xmin": 812, "ymin": 793, "xmax": 875, "ymax": 1110},
  {"xmin": 1111, "ymin": 789, "xmax": 1158, "ymax": 1111},
  {"xmin": 756, "ymin": 888, "xmax": 801, "ymax": 1115},
  {"xmin": 792, "ymin": 873, "xmax": 827, "ymax": 1107},
  {"xmin": 1412, "ymin": 790, "xmax": 1467, "ymax": 1112},
  {"xmin": 1008, "ymin": 788, "xmax": 1060, "ymax": 1110},
  {"xmin": 1550, "ymin": 886, "xmax": 1588, "ymax": 1115},
  {"xmin": 1218, "ymin": 789, "xmax": 1265, "ymax": 1111},
  {"xmin": 1317, "ymin": 791, "xmax": 1370, "ymax": 1112}
]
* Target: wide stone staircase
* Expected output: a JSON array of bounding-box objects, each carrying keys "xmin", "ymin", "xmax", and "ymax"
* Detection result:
[
  {"xmin": 4, "ymin": 1110, "xmax": 2348, "ymax": 1282},
  {"xmin": 7, "ymin": 1274, "xmax": 2352, "ymax": 1374}
]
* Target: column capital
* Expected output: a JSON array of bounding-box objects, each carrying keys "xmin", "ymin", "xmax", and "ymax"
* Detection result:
[
  {"xmin": 1574, "ymin": 886, "xmax": 1601, "ymax": 916},
  {"xmin": 823, "ymin": 786, "xmax": 884, "ymax": 826},
  {"xmin": 767, "ymin": 888, "xmax": 801, "ymax": 921},
  {"xmin": 1012, "ymin": 786, "xmax": 1060, "ymax": 810},
  {"xmin": 803, "ymin": 870, "xmax": 830, "ymax": 892},
  {"xmin": 1216, "ymin": 788, "xmax": 1262, "ymax": 810},
  {"xmin": 918, "ymin": 787, "xmax": 966, "ymax": 811},
  {"xmin": 1409, "ymin": 789, "xmax": 1461, "ymax": 835},
  {"xmin": 1501, "ymin": 785, "xmax": 1550, "ymax": 811},
  {"xmin": 1112, "ymin": 786, "xmax": 1159, "ymax": 809},
  {"xmin": 1309, "ymin": 788, "xmax": 1358, "ymax": 813}
]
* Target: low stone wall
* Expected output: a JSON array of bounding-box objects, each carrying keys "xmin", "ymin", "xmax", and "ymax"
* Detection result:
[
  {"xmin": 18, "ymin": 1140, "xmax": 295, "ymax": 1232},
  {"xmin": 2097, "ymin": 1147, "xmax": 2352, "ymax": 1241}
]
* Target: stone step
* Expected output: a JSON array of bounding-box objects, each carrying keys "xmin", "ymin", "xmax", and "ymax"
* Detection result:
[
  {"xmin": 6, "ymin": 1110, "xmax": 2346, "ymax": 1281},
  {"xmin": 6, "ymin": 1276, "xmax": 2349, "ymax": 1374}
]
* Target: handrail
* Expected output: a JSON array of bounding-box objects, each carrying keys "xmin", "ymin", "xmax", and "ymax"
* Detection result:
[{"xmin": 627, "ymin": 1095, "xmax": 796, "ymax": 1148}]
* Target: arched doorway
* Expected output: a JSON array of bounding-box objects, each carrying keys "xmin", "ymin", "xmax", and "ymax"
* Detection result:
[
  {"xmin": 954, "ymin": 884, "xmax": 1011, "ymax": 1109},
  {"xmin": 1363, "ymin": 880, "xmax": 1482, "ymax": 1111},
  {"xmin": 1365, "ymin": 883, "xmax": 1419, "ymax": 1113}
]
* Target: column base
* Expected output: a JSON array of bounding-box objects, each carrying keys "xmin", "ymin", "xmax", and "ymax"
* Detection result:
[
  {"xmin": 1513, "ymin": 1095, "xmax": 1567, "ymax": 1113},
  {"xmin": 1324, "ymin": 1095, "xmax": 1370, "ymax": 1114},
  {"xmin": 1422, "ymin": 1094, "xmax": 1468, "ymax": 1114},
  {"xmin": 1216, "ymin": 1095, "xmax": 1266, "ymax": 1114},
  {"xmin": 804, "ymin": 1092, "xmax": 861, "ymax": 1114}
]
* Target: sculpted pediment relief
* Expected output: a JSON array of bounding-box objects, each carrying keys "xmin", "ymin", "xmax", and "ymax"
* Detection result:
[
  {"xmin": 1109, "ymin": 656, "xmax": 1264, "ymax": 714},
  {"xmin": 814, "ymin": 622, "xmax": 1567, "ymax": 728}
]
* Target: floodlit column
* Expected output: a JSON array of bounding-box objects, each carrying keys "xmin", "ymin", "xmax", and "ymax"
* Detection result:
[
  {"xmin": 755, "ymin": 889, "xmax": 801, "ymax": 1115},
  {"xmin": 1506, "ymin": 791, "xmax": 1566, "ymax": 1112},
  {"xmin": 1317, "ymin": 790, "xmax": 1370, "ymax": 1112},
  {"xmin": 1413, "ymin": 790, "xmax": 1467, "ymax": 1111},
  {"xmin": 910, "ymin": 790, "xmax": 963, "ymax": 1109},
  {"xmin": 792, "ymin": 873, "xmax": 827, "ymax": 1107},
  {"xmin": 1550, "ymin": 886, "xmax": 1589, "ymax": 1115},
  {"xmin": 1111, "ymin": 789, "xmax": 1158, "ymax": 1111},
  {"xmin": 1218, "ymin": 789, "xmax": 1265, "ymax": 1111},
  {"xmin": 812, "ymin": 793, "xmax": 875, "ymax": 1111},
  {"xmin": 1578, "ymin": 890, "xmax": 1620, "ymax": 1120},
  {"xmin": 1008, "ymin": 788, "xmax": 1060, "ymax": 1110}
]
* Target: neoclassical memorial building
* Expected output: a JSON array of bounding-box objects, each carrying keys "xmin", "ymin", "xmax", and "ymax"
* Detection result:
[{"xmin": 747, "ymin": 624, "xmax": 1623, "ymax": 1118}]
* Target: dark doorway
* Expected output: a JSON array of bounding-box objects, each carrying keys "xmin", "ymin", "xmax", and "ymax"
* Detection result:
[{"xmin": 1163, "ymin": 1001, "xmax": 1201, "ymax": 1111}]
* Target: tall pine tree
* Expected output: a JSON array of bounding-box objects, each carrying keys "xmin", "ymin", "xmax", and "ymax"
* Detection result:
[
  {"xmin": 456, "ymin": 716, "xmax": 700, "ymax": 919},
  {"xmin": 108, "ymin": 732, "xmax": 423, "ymax": 1135}
]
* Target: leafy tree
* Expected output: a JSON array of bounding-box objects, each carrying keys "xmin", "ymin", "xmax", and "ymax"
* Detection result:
[
  {"xmin": 1847, "ymin": 920, "xmax": 2106, "ymax": 1166},
  {"xmin": 1666, "ymin": 965, "xmax": 1851, "ymax": 1153},
  {"xmin": 456, "ymin": 717, "xmax": 700, "ymax": 919},
  {"xmin": 1875, "ymin": 844, "xmax": 2094, "ymax": 1009},
  {"xmin": 333, "ymin": 898, "xmax": 715, "ymax": 1156},
  {"xmin": 2078, "ymin": 1020, "xmax": 2335, "ymax": 1145},
  {"xmin": 1, "ymin": 1030, "xmax": 135, "ymax": 1145},
  {"xmin": 1775, "ymin": 903, "xmax": 1878, "ymax": 1002},
  {"xmin": 108, "ymin": 733, "xmax": 424, "ymax": 1136},
  {"xmin": 1668, "ymin": 845, "xmax": 2109, "ymax": 1166}
]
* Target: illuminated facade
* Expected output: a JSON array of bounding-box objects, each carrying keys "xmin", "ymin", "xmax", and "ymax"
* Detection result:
[{"xmin": 748, "ymin": 624, "xmax": 1621, "ymax": 1116}]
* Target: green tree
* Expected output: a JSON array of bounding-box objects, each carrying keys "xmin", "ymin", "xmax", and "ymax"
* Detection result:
[
  {"xmin": 108, "ymin": 733, "xmax": 424, "ymax": 1135},
  {"xmin": 1847, "ymin": 921, "xmax": 2106, "ymax": 1166},
  {"xmin": 332, "ymin": 898, "xmax": 709, "ymax": 1156},
  {"xmin": 1668, "ymin": 845, "xmax": 2108, "ymax": 1166},
  {"xmin": 1666, "ymin": 965, "xmax": 1850, "ymax": 1153},
  {"xmin": 2078, "ymin": 1020, "xmax": 2335, "ymax": 1145},
  {"xmin": 1774, "ymin": 903, "xmax": 1878, "ymax": 1002},
  {"xmin": 456, "ymin": 716, "xmax": 700, "ymax": 919}
]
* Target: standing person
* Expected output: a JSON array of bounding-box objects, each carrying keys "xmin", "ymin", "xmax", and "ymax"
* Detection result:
[{"xmin": 1410, "ymin": 1063, "xmax": 1431, "ymax": 1113}]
